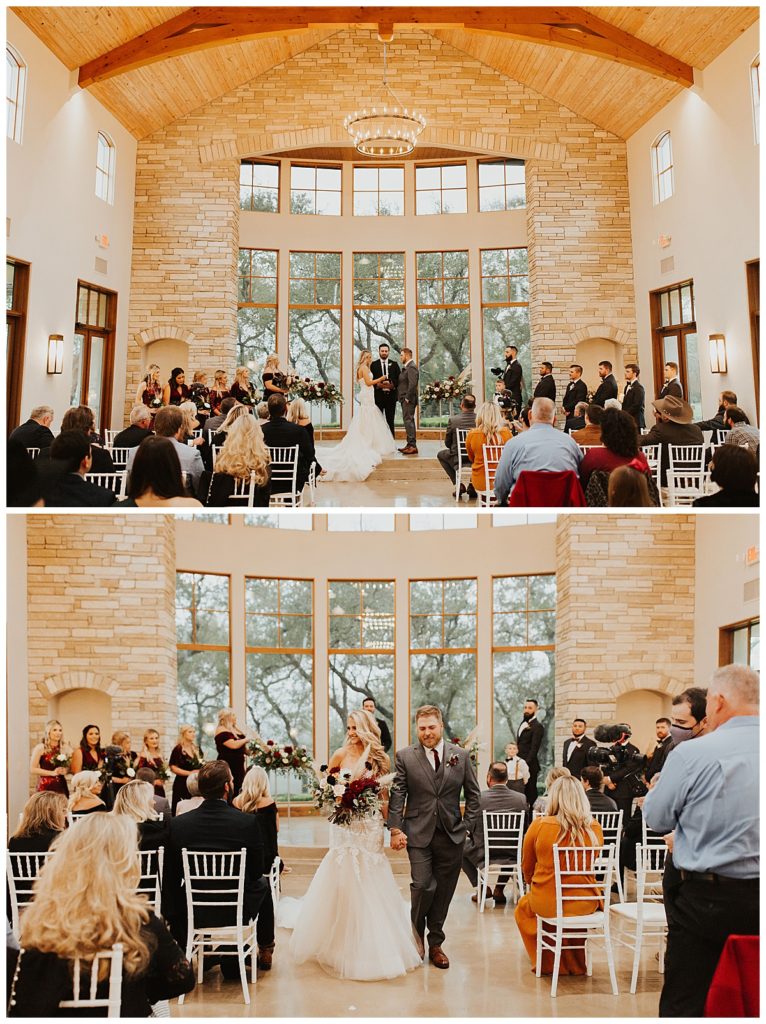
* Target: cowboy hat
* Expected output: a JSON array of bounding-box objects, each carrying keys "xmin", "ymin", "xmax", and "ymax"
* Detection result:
[{"xmin": 652, "ymin": 395, "xmax": 693, "ymax": 424}]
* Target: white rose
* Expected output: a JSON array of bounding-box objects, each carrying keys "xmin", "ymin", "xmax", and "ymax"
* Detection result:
[
  {"xmin": 127, "ymin": 768, "xmax": 136, "ymax": 778},
  {"xmin": 332, "ymin": 784, "xmax": 345, "ymax": 797}
]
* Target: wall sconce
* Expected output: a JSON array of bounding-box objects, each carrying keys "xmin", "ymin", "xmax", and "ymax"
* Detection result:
[
  {"xmin": 47, "ymin": 334, "xmax": 64, "ymax": 374},
  {"xmin": 708, "ymin": 334, "xmax": 727, "ymax": 374}
]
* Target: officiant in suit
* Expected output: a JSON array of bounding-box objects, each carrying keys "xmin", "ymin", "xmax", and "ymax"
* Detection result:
[
  {"xmin": 370, "ymin": 343, "xmax": 400, "ymax": 437},
  {"xmin": 517, "ymin": 699, "xmax": 545, "ymax": 805},
  {"xmin": 561, "ymin": 718, "xmax": 596, "ymax": 779},
  {"xmin": 388, "ymin": 705, "xmax": 481, "ymax": 969}
]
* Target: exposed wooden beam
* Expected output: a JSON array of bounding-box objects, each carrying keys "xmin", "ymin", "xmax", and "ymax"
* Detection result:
[{"xmin": 78, "ymin": 6, "xmax": 694, "ymax": 88}]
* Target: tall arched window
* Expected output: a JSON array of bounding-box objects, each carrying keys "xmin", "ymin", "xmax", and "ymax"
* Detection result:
[
  {"xmin": 95, "ymin": 131, "xmax": 116, "ymax": 203},
  {"xmin": 651, "ymin": 131, "xmax": 674, "ymax": 204},
  {"xmin": 751, "ymin": 55, "xmax": 760, "ymax": 145},
  {"xmin": 6, "ymin": 44, "xmax": 27, "ymax": 143}
]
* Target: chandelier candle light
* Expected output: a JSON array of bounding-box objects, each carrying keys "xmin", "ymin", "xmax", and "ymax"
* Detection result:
[{"xmin": 344, "ymin": 38, "xmax": 426, "ymax": 157}]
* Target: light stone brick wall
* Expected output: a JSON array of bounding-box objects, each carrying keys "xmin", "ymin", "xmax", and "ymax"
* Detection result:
[
  {"xmin": 25, "ymin": 515, "xmax": 177, "ymax": 788},
  {"xmin": 125, "ymin": 28, "xmax": 637, "ymax": 421},
  {"xmin": 554, "ymin": 514, "xmax": 696, "ymax": 758}
]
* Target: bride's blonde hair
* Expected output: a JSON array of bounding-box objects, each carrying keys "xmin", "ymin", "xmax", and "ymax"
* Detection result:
[
  {"xmin": 347, "ymin": 710, "xmax": 389, "ymax": 776},
  {"xmin": 356, "ymin": 351, "xmax": 372, "ymax": 376}
]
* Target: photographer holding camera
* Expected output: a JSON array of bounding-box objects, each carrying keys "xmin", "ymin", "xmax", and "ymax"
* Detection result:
[{"xmin": 588, "ymin": 723, "xmax": 645, "ymax": 822}]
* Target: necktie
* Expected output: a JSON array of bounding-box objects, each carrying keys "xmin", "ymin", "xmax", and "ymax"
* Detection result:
[
  {"xmin": 433, "ymin": 748, "xmax": 440, "ymax": 771},
  {"xmin": 383, "ymin": 361, "xmax": 388, "ymax": 378}
]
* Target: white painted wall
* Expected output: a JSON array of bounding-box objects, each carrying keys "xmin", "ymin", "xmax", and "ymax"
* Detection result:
[
  {"xmin": 6, "ymin": 11, "xmax": 136, "ymax": 431},
  {"xmin": 628, "ymin": 23, "xmax": 760, "ymax": 424}
]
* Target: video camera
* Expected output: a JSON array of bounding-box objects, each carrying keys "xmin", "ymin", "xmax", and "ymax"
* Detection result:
[{"xmin": 587, "ymin": 724, "xmax": 646, "ymax": 791}]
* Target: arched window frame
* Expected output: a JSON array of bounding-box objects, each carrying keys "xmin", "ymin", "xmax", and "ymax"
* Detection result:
[
  {"xmin": 95, "ymin": 130, "xmax": 116, "ymax": 204},
  {"xmin": 751, "ymin": 55, "xmax": 760, "ymax": 145},
  {"xmin": 651, "ymin": 130, "xmax": 674, "ymax": 205},
  {"xmin": 6, "ymin": 43, "xmax": 27, "ymax": 144}
]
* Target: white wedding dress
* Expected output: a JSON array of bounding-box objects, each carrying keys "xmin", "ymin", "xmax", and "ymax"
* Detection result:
[
  {"xmin": 277, "ymin": 815, "xmax": 422, "ymax": 981},
  {"xmin": 318, "ymin": 379, "xmax": 395, "ymax": 482}
]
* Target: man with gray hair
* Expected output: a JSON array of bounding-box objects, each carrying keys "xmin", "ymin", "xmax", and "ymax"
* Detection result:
[
  {"xmin": 493, "ymin": 397, "xmax": 583, "ymax": 505},
  {"xmin": 113, "ymin": 405, "xmax": 154, "ymax": 449},
  {"xmin": 125, "ymin": 405, "xmax": 204, "ymax": 494},
  {"xmin": 643, "ymin": 664, "xmax": 759, "ymax": 1017},
  {"xmin": 9, "ymin": 405, "xmax": 55, "ymax": 450}
]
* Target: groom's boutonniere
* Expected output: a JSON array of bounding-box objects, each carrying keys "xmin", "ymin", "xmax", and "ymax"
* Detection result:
[{"xmin": 447, "ymin": 754, "xmax": 460, "ymax": 768}]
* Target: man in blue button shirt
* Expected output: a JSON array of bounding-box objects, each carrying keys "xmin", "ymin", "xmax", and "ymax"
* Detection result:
[
  {"xmin": 643, "ymin": 664, "xmax": 759, "ymax": 1017},
  {"xmin": 494, "ymin": 397, "xmax": 582, "ymax": 505}
]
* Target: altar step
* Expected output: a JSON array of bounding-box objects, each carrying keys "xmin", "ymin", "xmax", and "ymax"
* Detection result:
[{"xmin": 370, "ymin": 453, "xmax": 445, "ymax": 483}]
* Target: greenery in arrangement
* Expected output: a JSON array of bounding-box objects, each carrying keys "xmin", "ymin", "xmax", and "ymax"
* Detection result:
[
  {"xmin": 289, "ymin": 378, "xmax": 344, "ymax": 406},
  {"xmin": 249, "ymin": 738, "xmax": 314, "ymax": 779}
]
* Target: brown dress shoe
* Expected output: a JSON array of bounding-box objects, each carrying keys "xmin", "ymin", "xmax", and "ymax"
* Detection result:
[
  {"xmin": 256, "ymin": 946, "xmax": 274, "ymax": 970},
  {"xmin": 401, "ymin": 446, "xmax": 418, "ymax": 455},
  {"xmin": 398, "ymin": 446, "xmax": 410, "ymax": 453},
  {"xmin": 492, "ymin": 886, "xmax": 507, "ymax": 905},
  {"xmin": 429, "ymin": 945, "xmax": 450, "ymax": 969}
]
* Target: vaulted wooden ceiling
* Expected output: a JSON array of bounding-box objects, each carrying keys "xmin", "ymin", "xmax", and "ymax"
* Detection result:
[{"xmin": 11, "ymin": 6, "xmax": 759, "ymax": 141}]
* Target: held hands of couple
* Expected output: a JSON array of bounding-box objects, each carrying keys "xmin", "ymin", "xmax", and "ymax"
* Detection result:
[{"xmin": 390, "ymin": 828, "xmax": 408, "ymax": 851}]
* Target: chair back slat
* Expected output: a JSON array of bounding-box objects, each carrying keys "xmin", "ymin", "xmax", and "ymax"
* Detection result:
[
  {"xmin": 182, "ymin": 847, "xmax": 247, "ymax": 928},
  {"xmin": 553, "ymin": 842, "xmax": 614, "ymax": 918},
  {"xmin": 591, "ymin": 809, "xmax": 624, "ymax": 848},
  {"xmin": 635, "ymin": 842, "xmax": 667, "ymax": 903},
  {"xmin": 268, "ymin": 445, "xmax": 302, "ymax": 506},
  {"xmin": 7, "ymin": 851, "xmax": 54, "ymax": 934},
  {"xmin": 57, "ymin": 943, "xmax": 124, "ymax": 1014},
  {"xmin": 109, "ymin": 447, "xmax": 132, "ymax": 470},
  {"xmin": 668, "ymin": 444, "xmax": 705, "ymax": 474},
  {"xmin": 269, "ymin": 855, "xmax": 282, "ymax": 908},
  {"xmin": 482, "ymin": 810, "xmax": 525, "ymax": 863},
  {"xmin": 84, "ymin": 472, "xmax": 126, "ymax": 498},
  {"xmin": 667, "ymin": 470, "xmax": 706, "ymax": 506},
  {"xmin": 26, "ymin": 447, "xmax": 40, "ymax": 459},
  {"xmin": 480, "ymin": 443, "xmax": 505, "ymax": 507},
  {"xmin": 641, "ymin": 817, "xmax": 668, "ymax": 847},
  {"xmin": 229, "ymin": 471, "xmax": 256, "ymax": 506},
  {"xmin": 137, "ymin": 847, "xmax": 164, "ymax": 913}
]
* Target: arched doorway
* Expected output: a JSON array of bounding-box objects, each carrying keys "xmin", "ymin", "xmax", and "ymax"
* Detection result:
[
  {"xmin": 143, "ymin": 338, "xmax": 190, "ymax": 382},
  {"xmin": 575, "ymin": 338, "xmax": 623, "ymax": 395},
  {"xmin": 615, "ymin": 689, "xmax": 671, "ymax": 755},
  {"xmin": 50, "ymin": 688, "xmax": 112, "ymax": 750}
]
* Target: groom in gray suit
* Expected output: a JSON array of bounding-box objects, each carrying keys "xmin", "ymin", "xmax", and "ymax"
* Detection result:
[
  {"xmin": 397, "ymin": 347, "xmax": 419, "ymax": 455},
  {"xmin": 388, "ymin": 705, "xmax": 481, "ymax": 969}
]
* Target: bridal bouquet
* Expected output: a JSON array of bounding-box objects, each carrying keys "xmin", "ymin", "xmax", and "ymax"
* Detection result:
[
  {"xmin": 312, "ymin": 753, "xmax": 394, "ymax": 826},
  {"xmin": 52, "ymin": 752, "xmax": 70, "ymax": 772},
  {"xmin": 291, "ymin": 378, "xmax": 344, "ymax": 407},
  {"xmin": 249, "ymin": 737, "xmax": 314, "ymax": 779}
]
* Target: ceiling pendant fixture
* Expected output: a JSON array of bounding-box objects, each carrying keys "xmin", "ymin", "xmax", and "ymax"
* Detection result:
[{"xmin": 344, "ymin": 37, "xmax": 426, "ymax": 157}]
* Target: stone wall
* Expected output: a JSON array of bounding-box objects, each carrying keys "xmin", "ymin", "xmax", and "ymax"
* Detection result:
[
  {"xmin": 554, "ymin": 514, "xmax": 696, "ymax": 755},
  {"xmin": 25, "ymin": 515, "xmax": 177, "ymax": 781},
  {"xmin": 125, "ymin": 28, "xmax": 637, "ymax": 419}
]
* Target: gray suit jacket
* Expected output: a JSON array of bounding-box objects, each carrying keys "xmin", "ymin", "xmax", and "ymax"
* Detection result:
[
  {"xmin": 397, "ymin": 361, "xmax": 419, "ymax": 406},
  {"xmin": 464, "ymin": 785, "xmax": 527, "ymax": 866},
  {"xmin": 388, "ymin": 742, "xmax": 481, "ymax": 847}
]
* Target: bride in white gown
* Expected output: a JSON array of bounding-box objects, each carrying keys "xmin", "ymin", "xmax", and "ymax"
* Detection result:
[
  {"xmin": 277, "ymin": 711, "xmax": 422, "ymax": 981},
  {"xmin": 319, "ymin": 351, "xmax": 396, "ymax": 482}
]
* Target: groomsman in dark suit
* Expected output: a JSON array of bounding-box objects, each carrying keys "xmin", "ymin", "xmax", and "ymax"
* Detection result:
[
  {"xmin": 659, "ymin": 361, "xmax": 683, "ymax": 399},
  {"xmin": 562, "ymin": 365, "xmax": 588, "ymax": 432},
  {"xmin": 622, "ymin": 363, "xmax": 646, "ymax": 429},
  {"xmin": 362, "ymin": 696, "xmax": 392, "ymax": 752},
  {"xmin": 561, "ymin": 718, "xmax": 596, "ymax": 779},
  {"xmin": 516, "ymin": 699, "xmax": 545, "ymax": 806},
  {"xmin": 644, "ymin": 718, "xmax": 674, "ymax": 782},
  {"xmin": 533, "ymin": 362, "xmax": 556, "ymax": 402},
  {"xmin": 502, "ymin": 346, "xmax": 523, "ymax": 413},
  {"xmin": 370, "ymin": 343, "xmax": 400, "ymax": 437},
  {"xmin": 591, "ymin": 360, "xmax": 618, "ymax": 406}
]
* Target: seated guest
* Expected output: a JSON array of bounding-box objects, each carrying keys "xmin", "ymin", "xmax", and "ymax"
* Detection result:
[
  {"xmin": 604, "ymin": 398, "xmax": 621, "ymax": 411},
  {"xmin": 179, "ymin": 399, "xmax": 211, "ymax": 473},
  {"xmin": 57, "ymin": 405, "xmax": 114, "ymax": 472},
  {"xmin": 504, "ymin": 742, "xmax": 529, "ymax": 796},
  {"xmin": 208, "ymin": 369, "xmax": 230, "ymax": 417},
  {"xmin": 640, "ymin": 396, "xmax": 704, "ymax": 486},
  {"xmin": 514, "ymin": 775, "xmax": 604, "ymax": 976},
  {"xmin": 234, "ymin": 767, "xmax": 282, "ymax": 931},
  {"xmin": 9, "ymin": 405, "xmax": 55, "ymax": 451},
  {"xmin": 693, "ymin": 445, "xmax": 759, "ymax": 507},
  {"xmin": 571, "ymin": 403, "xmax": 604, "ymax": 446},
  {"xmin": 256, "ymin": 401, "xmax": 270, "ymax": 425},
  {"xmin": 262, "ymin": 393, "xmax": 313, "ymax": 494},
  {"xmin": 288, "ymin": 397, "xmax": 322, "ymax": 475},
  {"xmin": 9, "ymin": 815, "xmax": 195, "ymax": 1016},
  {"xmin": 465, "ymin": 401, "xmax": 512, "ymax": 500},
  {"xmin": 175, "ymin": 771, "xmax": 203, "ymax": 816},
  {"xmin": 67, "ymin": 769, "xmax": 108, "ymax": 815},
  {"xmin": 8, "ymin": 791, "xmax": 67, "ymax": 852},
  {"xmin": 113, "ymin": 405, "xmax": 154, "ymax": 448},
  {"xmin": 580, "ymin": 408, "xmax": 652, "ymax": 491},
  {"xmin": 120, "ymin": 435, "xmax": 202, "ymax": 508},
  {"xmin": 205, "ymin": 395, "xmax": 238, "ymax": 437},
  {"xmin": 40, "ymin": 430, "xmax": 118, "ymax": 507},
  {"xmin": 209, "ymin": 402, "xmax": 250, "ymax": 449},
  {"xmin": 723, "ymin": 406, "xmax": 759, "ymax": 454},
  {"xmin": 113, "ymin": 779, "xmax": 169, "ymax": 850},
  {"xmin": 7, "ymin": 441, "xmax": 44, "ymax": 507},
  {"xmin": 136, "ymin": 767, "xmax": 171, "ymax": 818},
  {"xmin": 565, "ymin": 400, "xmax": 588, "ymax": 435},
  {"xmin": 608, "ymin": 465, "xmax": 654, "ymax": 507},
  {"xmin": 126, "ymin": 407, "xmax": 204, "ymax": 497},
  {"xmin": 532, "ymin": 766, "xmax": 572, "ymax": 815},
  {"xmin": 462, "ymin": 761, "xmax": 526, "ymax": 905},
  {"xmin": 162, "ymin": 367, "xmax": 190, "ymax": 407},
  {"xmin": 580, "ymin": 766, "xmax": 618, "ymax": 811},
  {"xmin": 437, "ymin": 394, "xmax": 477, "ymax": 494},
  {"xmin": 695, "ymin": 389, "xmax": 739, "ymax": 433},
  {"xmin": 206, "ymin": 414, "xmax": 271, "ymax": 507},
  {"xmin": 165, "ymin": 761, "xmax": 274, "ymax": 971},
  {"xmin": 495, "ymin": 398, "xmax": 582, "ymax": 506}
]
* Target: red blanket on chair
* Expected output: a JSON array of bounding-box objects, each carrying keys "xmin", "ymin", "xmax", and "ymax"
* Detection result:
[
  {"xmin": 704, "ymin": 935, "xmax": 759, "ymax": 1018},
  {"xmin": 508, "ymin": 470, "xmax": 587, "ymax": 507}
]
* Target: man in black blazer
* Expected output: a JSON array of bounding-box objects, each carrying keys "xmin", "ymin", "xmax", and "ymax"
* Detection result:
[
  {"xmin": 461, "ymin": 762, "xmax": 527, "ymax": 904},
  {"xmin": 659, "ymin": 362, "xmax": 683, "ymax": 400},
  {"xmin": 622, "ymin": 363, "xmax": 646, "ymax": 429},
  {"xmin": 603, "ymin": 729, "xmax": 643, "ymax": 822},
  {"xmin": 592, "ymin": 360, "xmax": 618, "ymax": 406},
  {"xmin": 533, "ymin": 362, "xmax": 556, "ymax": 402},
  {"xmin": 362, "ymin": 697, "xmax": 392, "ymax": 752},
  {"xmin": 436, "ymin": 394, "xmax": 476, "ymax": 493},
  {"xmin": 562, "ymin": 365, "xmax": 588, "ymax": 431},
  {"xmin": 113, "ymin": 406, "xmax": 154, "ymax": 448},
  {"xmin": 644, "ymin": 718, "xmax": 674, "ymax": 783},
  {"xmin": 561, "ymin": 718, "xmax": 596, "ymax": 779},
  {"xmin": 581, "ymin": 767, "xmax": 618, "ymax": 811},
  {"xmin": 9, "ymin": 405, "xmax": 55, "ymax": 451},
  {"xmin": 501, "ymin": 346, "xmax": 523, "ymax": 413},
  {"xmin": 370, "ymin": 343, "xmax": 400, "ymax": 437},
  {"xmin": 165, "ymin": 760, "xmax": 274, "ymax": 970},
  {"xmin": 39, "ymin": 430, "xmax": 118, "ymax": 507},
  {"xmin": 261, "ymin": 393, "xmax": 313, "ymax": 493},
  {"xmin": 516, "ymin": 699, "xmax": 545, "ymax": 805}
]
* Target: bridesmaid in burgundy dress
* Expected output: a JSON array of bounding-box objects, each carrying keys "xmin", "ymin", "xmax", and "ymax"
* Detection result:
[
  {"xmin": 137, "ymin": 729, "xmax": 168, "ymax": 798},
  {"xmin": 69, "ymin": 724, "xmax": 104, "ymax": 776},
  {"xmin": 29, "ymin": 720, "xmax": 70, "ymax": 797},
  {"xmin": 162, "ymin": 367, "xmax": 191, "ymax": 407},
  {"xmin": 214, "ymin": 708, "xmax": 250, "ymax": 797},
  {"xmin": 229, "ymin": 366, "xmax": 257, "ymax": 406},
  {"xmin": 169, "ymin": 725, "xmax": 203, "ymax": 814},
  {"xmin": 209, "ymin": 369, "xmax": 230, "ymax": 416}
]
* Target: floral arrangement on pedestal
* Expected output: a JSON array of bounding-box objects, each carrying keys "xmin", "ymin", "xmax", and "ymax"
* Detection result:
[
  {"xmin": 290, "ymin": 378, "xmax": 344, "ymax": 407},
  {"xmin": 249, "ymin": 738, "xmax": 314, "ymax": 780},
  {"xmin": 312, "ymin": 756, "xmax": 395, "ymax": 826},
  {"xmin": 448, "ymin": 725, "xmax": 484, "ymax": 770},
  {"xmin": 421, "ymin": 367, "xmax": 473, "ymax": 404}
]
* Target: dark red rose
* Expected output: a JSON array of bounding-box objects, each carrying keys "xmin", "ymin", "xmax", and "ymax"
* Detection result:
[
  {"xmin": 266, "ymin": 740, "xmax": 274, "ymax": 746},
  {"xmin": 284, "ymin": 745, "xmax": 293, "ymax": 754}
]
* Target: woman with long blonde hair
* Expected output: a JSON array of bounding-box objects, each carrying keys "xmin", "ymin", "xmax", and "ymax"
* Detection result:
[
  {"xmin": 136, "ymin": 729, "xmax": 167, "ymax": 797},
  {"xmin": 29, "ymin": 719, "xmax": 70, "ymax": 796},
  {"xmin": 235, "ymin": 766, "xmax": 281, "ymax": 879},
  {"xmin": 287, "ymin": 397, "xmax": 322, "ymax": 477},
  {"xmin": 532, "ymin": 765, "xmax": 572, "ymax": 815},
  {"xmin": 230, "ymin": 365, "xmax": 257, "ymax": 406},
  {"xmin": 135, "ymin": 363, "xmax": 163, "ymax": 410},
  {"xmin": 262, "ymin": 353, "xmax": 288, "ymax": 397},
  {"xmin": 465, "ymin": 400, "xmax": 513, "ymax": 498},
  {"xmin": 9, "ymin": 791, "xmax": 67, "ymax": 851},
  {"xmin": 328, "ymin": 709, "xmax": 389, "ymax": 780},
  {"xmin": 67, "ymin": 770, "xmax": 107, "ymax": 815},
  {"xmin": 207, "ymin": 413, "xmax": 271, "ymax": 507},
  {"xmin": 113, "ymin": 779, "xmax": 168, "ymax": 851},
  {"xmin": 9, "ymin": 814, "xmax": 194, "ymax": 1015},
  {"xmin": 209, "ymin": 368, "xmax": 230, "ymax": 415},
  {"xmin": 515, "ymin": 774, "xmax": 604, "ymax": 976},
  {"xmin": 168, "ymin": 724, "xmax": 202, "ymax": 814},
  {"xmin": 214, "ymin": 708, "xmax": 250, "ymax": 796}
]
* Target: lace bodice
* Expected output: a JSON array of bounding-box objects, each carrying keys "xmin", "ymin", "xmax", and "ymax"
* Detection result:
[{"xmin": 357, "ymin": 378, "xmax": 375, "ymax": 405}]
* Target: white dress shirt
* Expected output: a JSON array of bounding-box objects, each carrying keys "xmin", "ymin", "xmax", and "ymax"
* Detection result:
[
  {"xmin": 423, "ymin": 738, "xmax": 445, "ymax": 771},
  {"xmin": 505, "ymin": 756, "xmax": 530, "ymax": 783}
]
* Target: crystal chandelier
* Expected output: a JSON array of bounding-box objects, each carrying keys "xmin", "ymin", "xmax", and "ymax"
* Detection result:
[{"xmin": 344, "ymin": 39, "xmax": 426, "ymax": 157}]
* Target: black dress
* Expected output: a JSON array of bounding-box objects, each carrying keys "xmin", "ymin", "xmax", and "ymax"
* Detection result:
[
  {"xmin": 169, "ymin": 746, "xmax": 200, "ymax": 814},
  {"xmin": 8, "ymin": 829, "xmax": 62, "ymax": 853},
  {"xmin": 206, "ymin": 471, "xmax": 270, "ymax": 507},
  {"xmin": 8, "ymin": 911, "xmax": 195, "ymax": 1017},
  {"xmin": 214, "ymin": 731, "xmax": 247, "ymax": 796},
  {"xmin": 255, "ymin": 802, "xmax": 281, "ymax": 873}
]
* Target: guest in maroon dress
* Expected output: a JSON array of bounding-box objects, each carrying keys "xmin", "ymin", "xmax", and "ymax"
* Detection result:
[
  {"xmin": 29, "ymin": 719, "xmax": 70, "ymax": 797},
  {"xmin": 70, "ymin": 723, "xmax": 104, "ymax": 776},
  {"xmin": 214, "ymin": 708, "xmax": 250, "ymax": 797},
  {"xmin": 209, "ymin": 370, "xmax": 230, "ymax": 416},
  {"xmin": 162, "ymin": 368, "xmax": 191, "ymax": 407},
  {"xmin": 109, "ymin": 731, "xmax": 138, "ymax": 802},
  {"xmin": 137, "ymin": 729, "xmax": 168, "ymax": 798},
  {"xmin": 135, "ymin": 364, "xmax": 163, "ymax": 413},
  {"xmin": 169, "ymin": 725, "xmax": 203, "ymax": 814}
]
